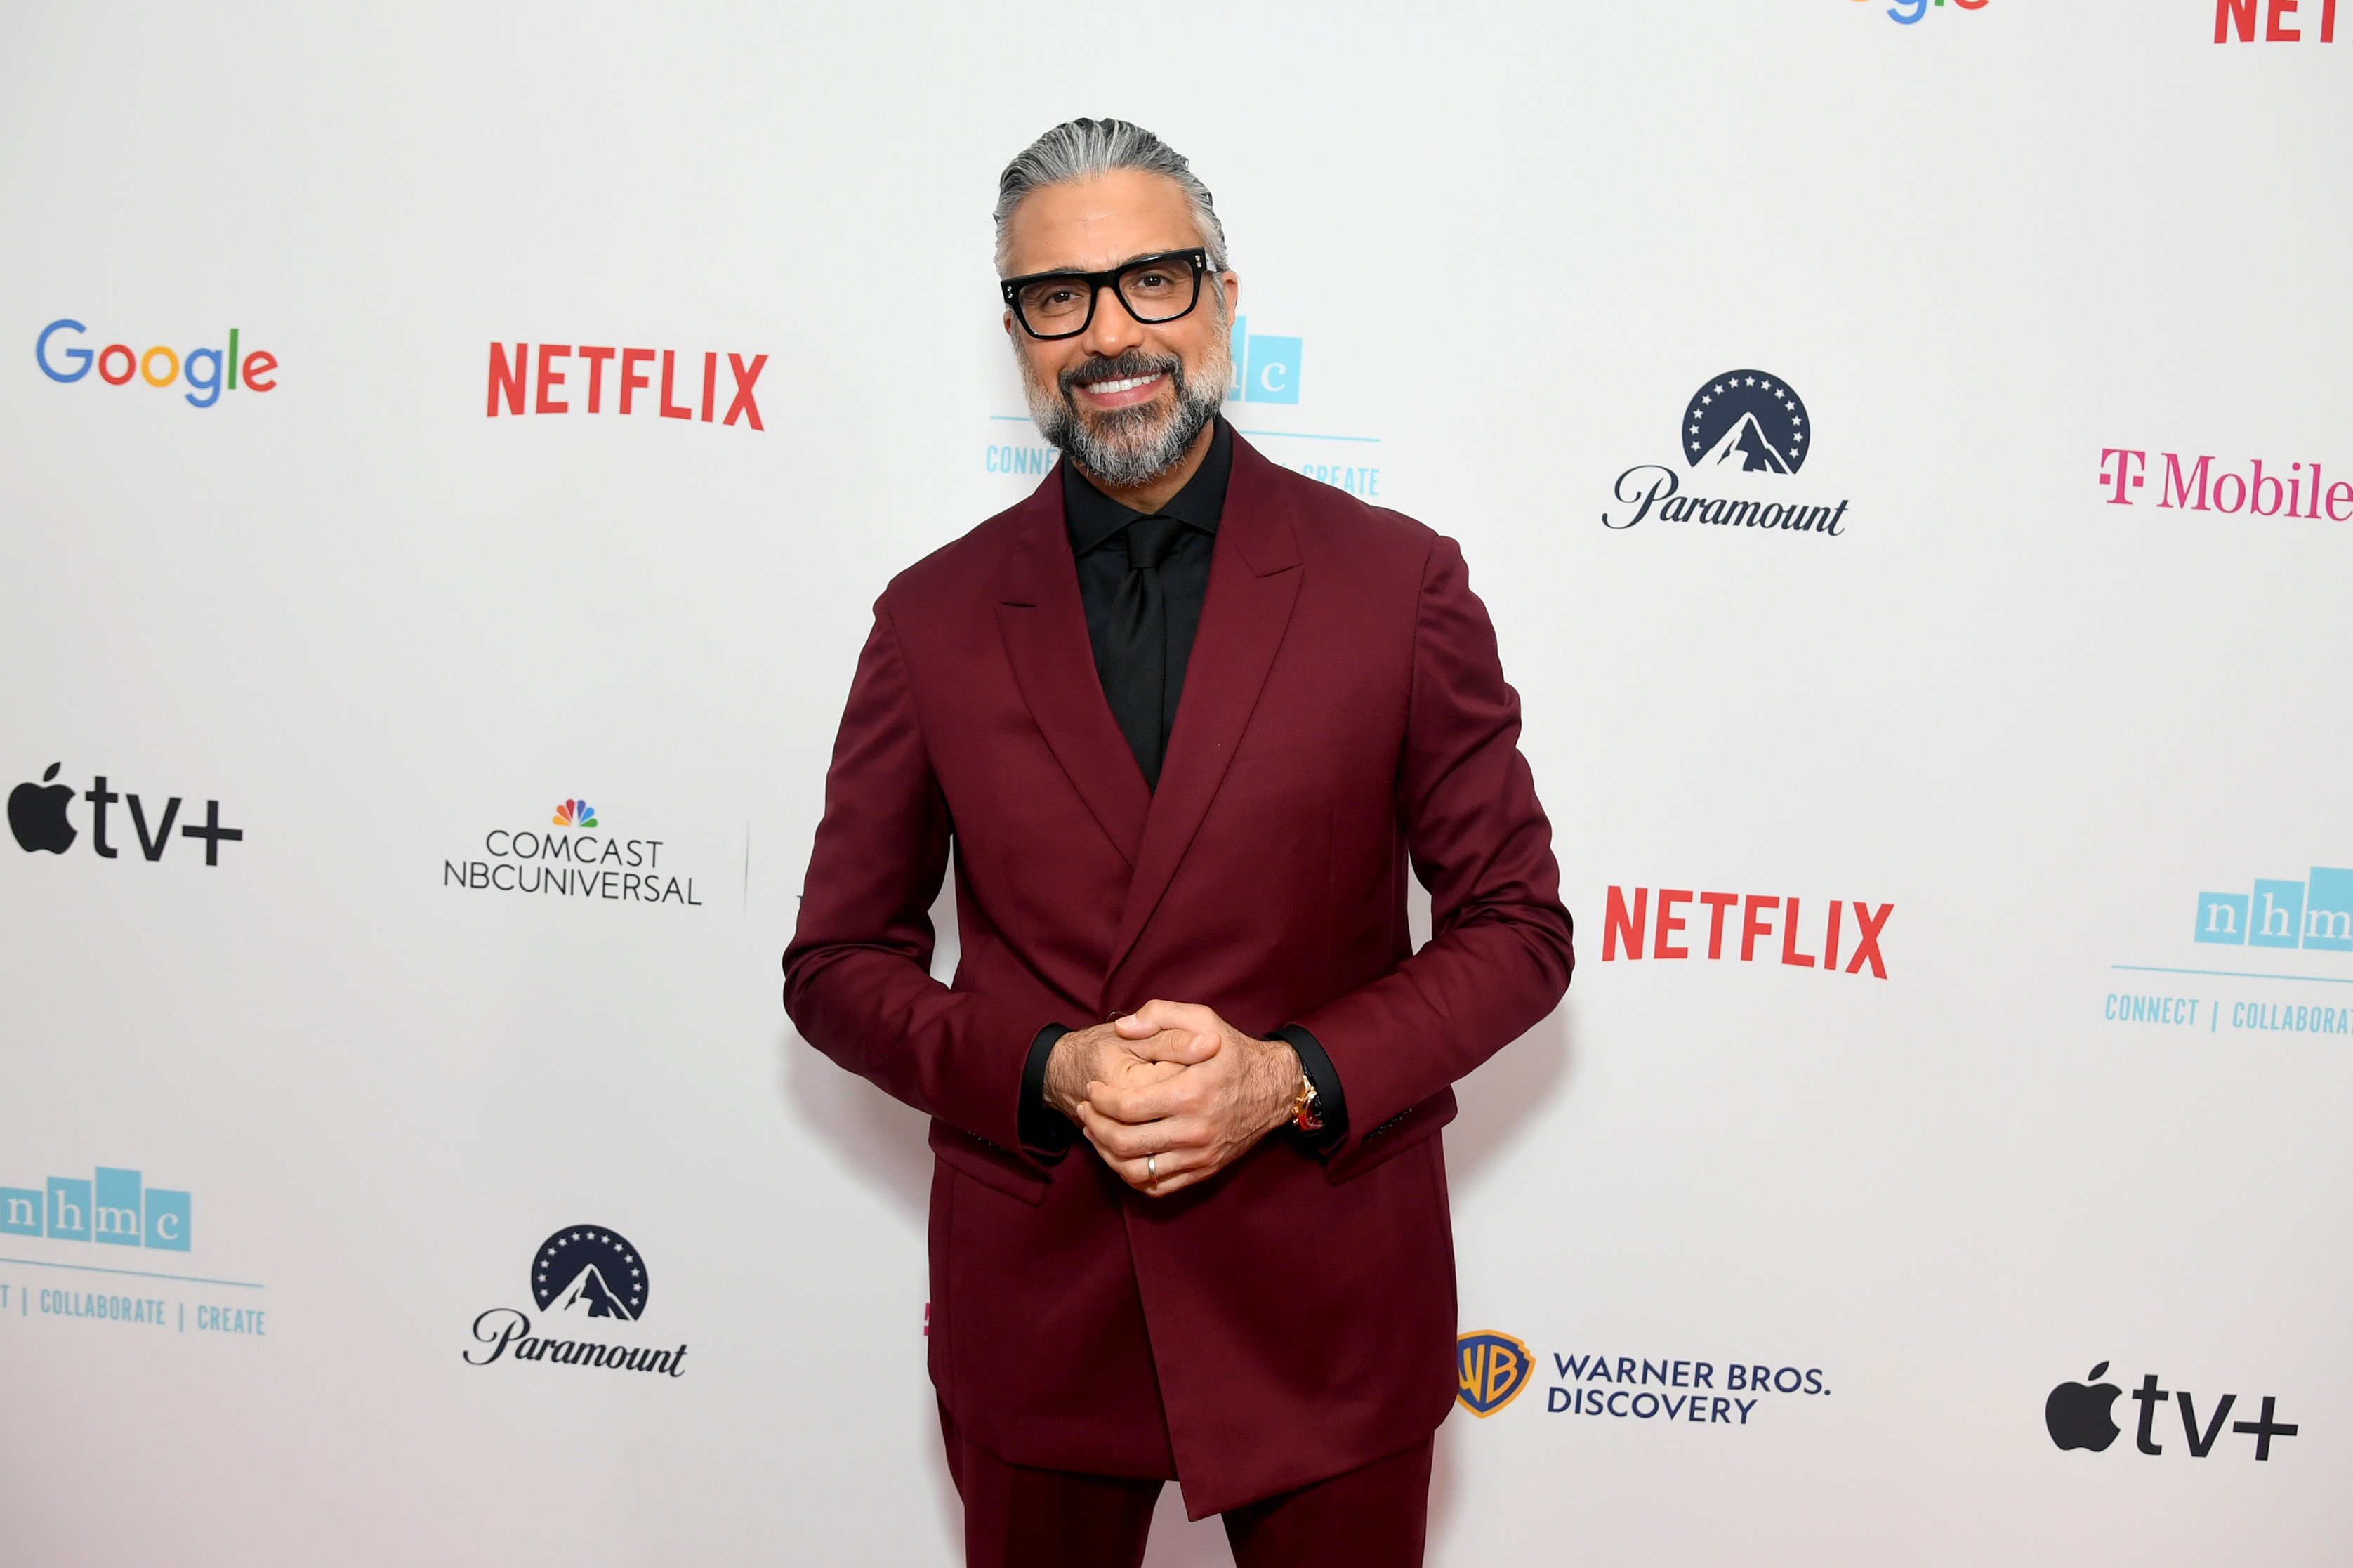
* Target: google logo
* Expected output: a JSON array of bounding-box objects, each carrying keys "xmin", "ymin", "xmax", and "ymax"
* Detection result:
[
  {"xmin": 1859, "ymin": 0, "xmax": 1986, "ymax": 21},
  {"xmin": 35, "ymin": 319, "xmax": 277, "ymax": 409}
]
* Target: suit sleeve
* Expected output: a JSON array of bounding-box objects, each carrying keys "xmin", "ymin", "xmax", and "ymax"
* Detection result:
[
  {"xmin": 1291, "ymin": 534, "xmax": 1574, "ymax": 1161},
  {"xmin": 782, "ymin": 600, "xmax": 1053, "ymax": 1161}
]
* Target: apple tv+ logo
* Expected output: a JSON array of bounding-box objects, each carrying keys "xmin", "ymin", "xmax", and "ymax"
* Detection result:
[
  {"xmin": 9, "ymin": 763, "xmax": 242, "ymax": 865},
  {"xmin": 2045, "ymin": 1362, "xmax": 2300, "ymax": 1461}
]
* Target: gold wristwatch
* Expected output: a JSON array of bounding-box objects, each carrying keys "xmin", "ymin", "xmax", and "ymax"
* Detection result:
[{"xmin": 1288, "ymin": 1072, "xmax": 1326, "ymax": 1135}]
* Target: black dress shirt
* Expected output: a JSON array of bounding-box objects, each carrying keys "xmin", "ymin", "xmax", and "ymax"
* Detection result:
[{"xmin": 1017, "ymin": 419, "xmax": 1347, "ymax": 1154}]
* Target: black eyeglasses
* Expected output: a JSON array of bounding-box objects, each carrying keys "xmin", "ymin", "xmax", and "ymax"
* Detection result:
[{"xmin": 1000, "ymin": 249, "xmax": 1210, "ymax": 341}]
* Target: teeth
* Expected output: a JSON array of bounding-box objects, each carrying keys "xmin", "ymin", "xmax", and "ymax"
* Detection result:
[{"xmin": 1083, "ymin": 374, "xmax": 1160, "ymax": 395}]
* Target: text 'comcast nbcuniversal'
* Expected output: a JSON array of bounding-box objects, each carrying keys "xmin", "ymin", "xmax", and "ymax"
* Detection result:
[{"xmin": 443, "ymin": 798, "xmax": 704, "ymax": 908}]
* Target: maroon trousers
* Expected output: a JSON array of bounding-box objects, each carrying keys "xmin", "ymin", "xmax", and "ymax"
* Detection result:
[{"xmin": 940, "ymin": 1403, "xmax": 1432, "ymax": 1568}]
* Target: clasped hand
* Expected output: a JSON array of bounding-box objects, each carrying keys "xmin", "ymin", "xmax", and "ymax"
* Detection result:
[{"xmin": 1045, "ymin": 1001, "xmax": 1299, "ymax": 1197}]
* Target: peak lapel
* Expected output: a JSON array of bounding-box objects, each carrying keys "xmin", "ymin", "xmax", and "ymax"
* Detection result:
[
  {"xmin": 995, "ymin": 468, "xmax": 1151, "ymax": 869},
  {"xmin": 1104, "ymin": 439, "xmax": 1305, "ymax": 984}
]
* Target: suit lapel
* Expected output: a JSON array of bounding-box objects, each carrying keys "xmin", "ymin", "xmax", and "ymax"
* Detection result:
[
  {"xmin": 1104, "ymin": 438, "xmax": 1305, "ymax": 985},
  {"xmin": 996, "ymin": 468, "xmax": 1152, "ymax": 869}
]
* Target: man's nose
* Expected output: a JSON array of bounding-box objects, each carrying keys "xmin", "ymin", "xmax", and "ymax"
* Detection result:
[{"xmin": 1078, "ymin": 282, "xmax": 1144, "ymax": 361}]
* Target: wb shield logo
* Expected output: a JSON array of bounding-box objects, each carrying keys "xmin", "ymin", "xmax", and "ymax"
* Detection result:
[{"xmin": 1456, "ymin": 1330, "xmax": 1534, "ymax": 1418}]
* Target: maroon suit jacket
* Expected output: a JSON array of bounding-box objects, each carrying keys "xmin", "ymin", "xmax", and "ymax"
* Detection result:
[{"xmin": 784, "ymin": 435, "xmax": 1571, "ymax": 1517}]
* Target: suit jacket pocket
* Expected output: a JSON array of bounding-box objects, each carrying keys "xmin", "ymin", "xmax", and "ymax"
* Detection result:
[
  {"xmin": 929, "ymin": 1119, "xmax": 1049, "ymax": 1206},
  {"xmin": 1324, "ymin": 1087, "xmax": 1456, "ymax": 1185}
]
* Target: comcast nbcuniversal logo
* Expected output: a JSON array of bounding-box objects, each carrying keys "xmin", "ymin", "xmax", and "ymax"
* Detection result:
[{"xmin": 442, "ymin": 794, "xmax": 705, "ymax": 907}]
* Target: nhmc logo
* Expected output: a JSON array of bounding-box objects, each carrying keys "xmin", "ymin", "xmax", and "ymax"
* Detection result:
[
  {"xmin": 1225, "ymin": 316, "xmax": 1301, "ymax": 406},
  {"xmin": 2196, "ymin": 868, "xmax": 2352, "ymax": 953},
  {"xmin": 1, "ymin": 1166, "xmax": 191, "ymax": 1251}
]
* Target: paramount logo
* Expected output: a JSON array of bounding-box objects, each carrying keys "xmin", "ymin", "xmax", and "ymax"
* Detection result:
[
  {"xmin": 1602, "ymin": 367, "xmax": 1854, "ymax": 537},
  {"xmin": 1604, "ymin": 471, "xmax": 1850, "ymax": 535},
  {"xmin": 461, "ymin": 1224, "xmax": 690, "ymax": 1379},
  {"xmin": 463, "ymin": 1308, "xmax": 689, "ymax": 1376}
]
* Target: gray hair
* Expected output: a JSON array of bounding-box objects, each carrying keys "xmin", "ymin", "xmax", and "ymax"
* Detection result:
[{"xmin": 994, "ymin": 119, "xmax": 1230, "ymax": 277}]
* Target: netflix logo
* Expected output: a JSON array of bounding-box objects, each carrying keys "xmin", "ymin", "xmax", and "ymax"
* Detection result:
[
  {"xmin": 485, "ymin": 342, "xmax": 765, "ymax": 430},
  {"xmin": 1600, "ymin": 886, "xmax": 1894, "ymax": 978}
]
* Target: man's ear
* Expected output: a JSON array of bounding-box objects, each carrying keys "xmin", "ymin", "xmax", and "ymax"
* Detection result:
[{"xmin": 1003, "ymin": 308, "xmax": 1016, "ymax": 339}]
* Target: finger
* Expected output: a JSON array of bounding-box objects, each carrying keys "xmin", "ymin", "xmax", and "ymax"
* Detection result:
[
  {"xmin": 1087, "ymin": 1076, "xmax": 1207, "ymax": 1126},
  {"xmin": 1091, "ymin": 1058, "xmax": 1186, "ymax": 1093},
  {"xmin": 1121, "ymin": 999, "xmax": 1222, "ymax": 1039},
  {"xmin": 1079, "ymin": 1107, "xmax": 1207, "ymax": 1161},
  {"xmin": 1101, "ymin": 1145, "xmax": 1201, "ymax": 1195},
  {"xmin": 1121, "ymin": 1027, "xmax": 1218, "ymax": 1066}
]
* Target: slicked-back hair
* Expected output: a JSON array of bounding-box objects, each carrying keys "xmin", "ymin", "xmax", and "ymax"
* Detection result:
[{"xmin": 994, "ymin": 118, "xmax": 1230, "ymax": 278}]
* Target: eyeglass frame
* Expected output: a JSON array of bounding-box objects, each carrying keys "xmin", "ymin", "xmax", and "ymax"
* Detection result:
[{"xmin": 998, "ymin": 249, "xmax": 1213, "ymax": 341}]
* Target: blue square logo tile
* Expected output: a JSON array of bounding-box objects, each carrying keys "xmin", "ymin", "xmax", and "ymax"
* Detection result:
[
  {"xmin": 46, "ymin": 1177, "xmax": 91, "ymax": 1241},
  {"xmin": 0, "ymin": 1187, "xmax": 42, "ymax": 1237},
  {"xmin": 2250, "ymin": 878, "xmax": 2306, "ymax": 949},
  {"xmin": 2303, "ymin": 867, "xmax": 2353, "ymax": 952},
  {"xmin": 93, "ymin": 1167, "xmax": 143, "ymax": 1247},
  {"xmin": 2194, "ymin": 892, "xmax": 2249, "ymax": 944},
  {"xmin": 144, "ymin": 1188, "xmax": 191, "ymax": 1252},
  {"xmin": 1244, "ymin": 335, "xmax": 1302, "ymax": 404}
]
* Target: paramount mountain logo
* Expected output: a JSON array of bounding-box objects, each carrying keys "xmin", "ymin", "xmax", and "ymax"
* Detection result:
[
  {"xmin": 533, "ymin": 1225, "xmax": 645, "ymax": 1319},
  {"xmin": 465, "ymin": 1225, "xmax": 687, "ymax": 1376},
  {"xmin": 1603, "ymin": 369, "xmax": 1854, "ymax": 537},
  {"xmin": 1686, "ymin": 372, "xmax": 1809, "ymax": 474}
]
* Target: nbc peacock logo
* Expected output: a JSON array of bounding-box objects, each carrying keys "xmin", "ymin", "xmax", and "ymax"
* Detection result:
[{"xmin": 551, "ymin": 798, "xmax": 597, "ymax": 829}]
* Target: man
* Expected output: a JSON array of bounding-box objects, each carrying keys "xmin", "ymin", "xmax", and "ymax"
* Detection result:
[{"xmin": 784, "ymin": 119, "xmax": 1571, "ymax": 1568}]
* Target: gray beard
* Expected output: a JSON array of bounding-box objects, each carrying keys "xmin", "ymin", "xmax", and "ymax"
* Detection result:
[{"xmin": 1021, "ymin": 343, "xmax": 1230, "ymax": 491}]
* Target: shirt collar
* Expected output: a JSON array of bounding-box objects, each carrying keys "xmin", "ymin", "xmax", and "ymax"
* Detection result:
[{"xmin": 1062, "ymin": 415, "xmax": 1234, "ymax": 556}]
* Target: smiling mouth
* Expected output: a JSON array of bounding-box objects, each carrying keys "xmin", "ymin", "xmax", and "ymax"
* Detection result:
[{"xmin": 1079, "ymin": 373, "xmax": 1165, "ymax": 397}]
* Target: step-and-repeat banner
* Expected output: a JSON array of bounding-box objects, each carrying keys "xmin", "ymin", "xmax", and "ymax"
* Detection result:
[{"xmin": 2, "ymin": 3, "xmax": 2346, "ymax": 1563}]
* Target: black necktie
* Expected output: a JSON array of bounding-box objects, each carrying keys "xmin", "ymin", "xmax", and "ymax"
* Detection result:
[{"xmin": 1101, "ymin": 515, "xmax": 1187, "ymax": 790}]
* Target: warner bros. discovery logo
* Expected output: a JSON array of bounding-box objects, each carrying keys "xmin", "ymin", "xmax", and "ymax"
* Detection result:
[
  {"xmin": 464, "ymin": 1225, "xmax": 689, "ymax": 1377},
  {"xmin": 1456, "ymin": 1331, "xmax": 1536, "ymax": 1417},
  {"xmin": 1603, "ymin": 369, "xmax": 1854, "ymax": 539},
  {"xmin": 2045, "ymin": 1362, "xmax": 2299, "ymax": 1463},
  {"xmin": 1458, "ymin": 1329, "xmax": 1834, "ymax": 1430}
]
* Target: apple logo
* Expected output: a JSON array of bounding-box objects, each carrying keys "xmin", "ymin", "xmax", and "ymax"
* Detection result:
[
  {"xmin": 8, "ymin": 763, "xmax": 76, "ymax": 854},
  {"xmin": 2045, "ymin": 1362, "xmax": 2122, "ymax": 1452}
]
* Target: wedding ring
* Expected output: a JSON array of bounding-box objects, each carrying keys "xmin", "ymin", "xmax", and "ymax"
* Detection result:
[{"xmin": 1147, "ymin": 1154, "xmax": 1159, "ymax": 1183}]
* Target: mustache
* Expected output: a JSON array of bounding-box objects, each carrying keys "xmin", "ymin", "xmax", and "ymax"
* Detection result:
[{"xmin": 1057, "ymin": 350, "xmax": 1184, "ymax": 401}]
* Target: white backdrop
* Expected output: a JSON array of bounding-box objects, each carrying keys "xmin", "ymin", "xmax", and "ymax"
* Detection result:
[{"xmin": 2, "ymin": 2, "xmax": 2348, "ymax": 1563}]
